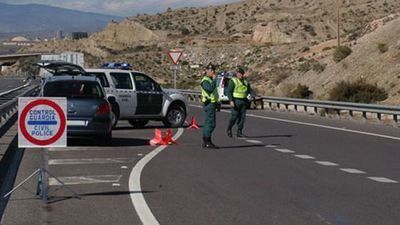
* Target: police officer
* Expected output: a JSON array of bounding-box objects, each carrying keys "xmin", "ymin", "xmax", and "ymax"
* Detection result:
[
  {"xmin": 200, "ymin": 64, "xmax": 219, "ymax": 149},
  {"xmin": 226, "ymin": 66, "xmax": 254, "ymax": 138}
]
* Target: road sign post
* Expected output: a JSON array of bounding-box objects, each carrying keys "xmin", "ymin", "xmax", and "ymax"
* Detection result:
[
  {"xmin": 168, "ymin": 50, "xmax": 183, "ymax": 89},
  {"xmin": 3, "ymin": 97, "xmax": 79, "ymax": 203}
]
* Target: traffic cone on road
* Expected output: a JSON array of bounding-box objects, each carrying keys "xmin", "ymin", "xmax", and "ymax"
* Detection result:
[
  {"xmin": 188, "ymin": 116, "xmax": 200, "ymax": 129},
  {"xmin": 164, "ymin": 129, "xmax": 177, "ymax": 145},
  {"xmin": 149, "ymin": 129, "xmax": 167, "ymax": 146}
]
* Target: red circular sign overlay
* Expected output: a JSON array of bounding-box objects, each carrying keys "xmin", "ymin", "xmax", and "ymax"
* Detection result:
[{"xmin": 19, "ymin": 99, "xmax": 66, "ymax": 146}]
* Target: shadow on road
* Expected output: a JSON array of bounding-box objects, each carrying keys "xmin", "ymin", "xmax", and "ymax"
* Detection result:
[
  {"xmin": 244, "ymin": 134, "xmax": 294, "ymax": 138},
  {"xmin": 218, "ymin": 144, "xmax": 265, "ymax": 149},
  {"xmin": 44, "ymin": 190, "xmax": 157, "ymax": 204},
  {"xmin": 67, "ymin": 137, "xmax": 149, "ymax": 147}
]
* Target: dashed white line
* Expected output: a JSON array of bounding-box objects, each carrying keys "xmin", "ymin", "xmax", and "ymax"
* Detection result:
[
  {"xmin": 49, "ymin": 175, "xmax": 122, "ymax": 186},
  {"xmin": 315, "ymin": 161, "xmax": 339, "ymax": 166},
  {"xmin": 112, "ymin": 183, "xmax": 121, "ymax": 187},
  {"xmin": 48, "ymin": 158, "xmax": 132, "ymax": 165},
  {"xmin": 275, "ymin": 149, "xmax": 295, "ymax": 153},
  {"xmin": 129, "ymin": 128, "xmax": 184, "ymax": 225},
  {"xmin": 294, "ymin": 155, "xmax": 315, "ymax": 159},
  {"xmin": 121, "ymin": 166, "xmax": 128, "ymax": 169},
  {"xmin": 246, "ymin": 140, "xmax": 263, "ymax": 144},
  {"xmin": 368, "ymin": 177, "xmax": 399, "ymax": 183},
  {"xmin": 340, "ymin": 168, "xmax": 366, "ymax": 174},
  {"xmin": 265, "ymin": 145, "xmax": 277, "ymax": 148}
]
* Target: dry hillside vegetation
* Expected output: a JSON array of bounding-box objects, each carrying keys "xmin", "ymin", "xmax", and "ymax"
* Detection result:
[{"xmin": 20, "ymin": 0, "xmax": 400, "ymax": 103}]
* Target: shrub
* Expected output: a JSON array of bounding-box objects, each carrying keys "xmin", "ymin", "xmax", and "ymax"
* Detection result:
[
  {"xmin": 288, "ymin": 84, "xmax": 313, "ymax": 99},
  {"xmin": 333, "ymin": 46, "xmax": 352, "ymax": 62},
  {"xmin": 329, "ymin": 79, "xmax": 388, "ymax": 103},
  {"xmin": 377, "ymin": 43, "xmax": 388, "ymax": 53},
  {"xmin": 180, "ymin": 28, "xmax": 191, "ymax": 35}
]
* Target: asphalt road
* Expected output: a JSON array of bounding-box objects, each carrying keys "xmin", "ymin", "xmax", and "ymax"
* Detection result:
[
  {"xmin": 2, "ymin": 105, "xmax": 400, "ymax": 225},
  {"xmin": 0, "ymin": 78, "xmax": 24, "ymax": 94}
]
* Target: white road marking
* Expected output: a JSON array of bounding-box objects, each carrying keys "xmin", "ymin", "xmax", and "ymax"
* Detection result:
[
  {"xmin": 275, "ymin": 149, "xmax": 295, "ymax": 153},
  {"xmin": 121, "ymin": 166, "xmax": 128, "ymax": 169},
  {"xmin": 265, "ymin": 145, "xmax": 277, "ymax": 148},
  {"xmin": 191, "ymin": 104, "xmax": 400, "ymax": 141},
  {"xmin": 112, "ymin": 183, "xmax": 121, "ymax": 187},
  {"xmin": 368, "ymin": 177, "xmax": 399, "ymax": 183},
  {"xmin": 138, "ymin": 153, "xmax": 144, "ymax": 157},
  {"xmin": 48, "ymin": 158, "xmax": 132, "ymax": 165},
  {"xmin": 340, "ymin": 168, "xmax": 366, "ymax": 174},
  {"xmin": 129, "ymin": 128, "xmax": 184, "ymax": 225},
  {"xmin": 294, "ymin": 155, "xmax": 315, "ymax": 159},
  {"xmin": 315, "ymin": 161, "xmax": 339, "ymax": 166},
  {"xmin": 246, "ymin": 140, "xmax": 263, "ymax": 144},
  {"xmin": 49, "ymin": 175, "xmax": 122, "ymax": 186}
]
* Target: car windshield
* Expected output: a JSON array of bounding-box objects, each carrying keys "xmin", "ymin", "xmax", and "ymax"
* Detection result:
[{"xmin": 43, "ymin": 81, "xmax": 104, "ymax": 99}]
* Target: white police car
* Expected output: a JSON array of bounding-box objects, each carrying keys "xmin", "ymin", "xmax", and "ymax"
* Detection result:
[{"xmin": 85, "ymin": 68, "xmax": 188, "ymax": 128}]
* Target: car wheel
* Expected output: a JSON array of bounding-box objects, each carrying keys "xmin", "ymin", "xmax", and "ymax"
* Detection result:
[
  {"xmin": 128, "ymin": 119, "xmax": 149, "ymax": 128},
  {"xmin": 111, "ymin": 104, "xmax": 119, "ymax": 128},
  {"xmin": 163, "ymin": 104, "xmax": 186, "ymax": 128}
]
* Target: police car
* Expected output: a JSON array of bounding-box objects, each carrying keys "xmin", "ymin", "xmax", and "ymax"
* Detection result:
[{"xmin": 85, "ymin": 67, "xmax": 188, "ymax": 128}]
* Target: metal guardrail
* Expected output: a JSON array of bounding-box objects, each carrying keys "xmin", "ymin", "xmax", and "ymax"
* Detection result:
[
  {"xmin": 179, "ymin": 90, "xmax": 400, "ymax": 128},
  {"xmin": 0, "ymin": 84, "xmax": 40, "ymax": 127}
]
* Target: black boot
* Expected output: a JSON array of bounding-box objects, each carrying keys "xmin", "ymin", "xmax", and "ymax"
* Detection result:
[
  {"xmin": 202, "ymin": 137, "xmax": 207, "ymax": 148},
  {"xmin": 227, "ymin": 128, "xmax": 232, "ymax": 138},
  {"xmin": 204, "ymin": 137, "xmax": 219, "ymax": 149},
  {"xmin": 237, "ymin": 130, "xmax": 245, "ymax": 138}
]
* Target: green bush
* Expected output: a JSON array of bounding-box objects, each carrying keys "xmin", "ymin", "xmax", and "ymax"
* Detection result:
[
  {"xmin": 329, "ymin": 79, "xmax": 388, "ymax": 103},
  {"xmin": 333, "ymin": 46, "xmax": 352, "ymax": 62},
  {"xmin": 288, "ymin": 84, "xmax": 313, "ymax": 99},
  {"xmin": 377, "ymin": 43, "xmax": 388, "ymax": 53}
]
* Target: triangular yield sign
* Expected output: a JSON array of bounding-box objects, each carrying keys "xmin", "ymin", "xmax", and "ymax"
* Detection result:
[{"xmin": 168, "ymin": 51, "xmax": 183, "ymax": 65}]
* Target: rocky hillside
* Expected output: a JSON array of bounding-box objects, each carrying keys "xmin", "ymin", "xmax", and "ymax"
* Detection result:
[{"xmin": 19, "ymin": 0, "xmax": 400, "ymax": 103}]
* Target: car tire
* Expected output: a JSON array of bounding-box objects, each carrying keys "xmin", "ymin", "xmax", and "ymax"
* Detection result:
[
  {"xmin": 163, "ymin": 104, "xmax": 186, "ymax": 128},
  {"xmin": 111, "ymin": 103, "xmax": 119, "ymax": 128},
  {"xmin": 128, "ymin": 119, "xmax": 149, "ymax": 128}
]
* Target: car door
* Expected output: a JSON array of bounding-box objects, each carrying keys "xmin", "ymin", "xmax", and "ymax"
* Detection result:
[
  {"xmin": 132, "ymin": 72, "xmax": 163, "ymax": 115},
  {"xmin": 109, "ymin": 72, "xmax": 135, "ymax": 118}
]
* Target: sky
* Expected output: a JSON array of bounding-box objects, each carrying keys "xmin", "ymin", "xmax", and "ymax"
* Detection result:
[{"xmin": 0, "ymin": 0, "xmax": 240, "ymax": 17}]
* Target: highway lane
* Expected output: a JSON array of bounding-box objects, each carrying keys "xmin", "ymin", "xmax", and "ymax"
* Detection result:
[
  {"xmin": 0, "ymin": 78, "xmax": 25, "ymax": 94},
  {"xmin": 2, "ymin": 121, "xmax": 176, "ymax": 225},
  {"xmin": 2, "ymin": 105, "xmax": 400, "ymax": 225},
  {"xmin": 142, "ymin": 105, "xmax": 400, "ymax": 225}
]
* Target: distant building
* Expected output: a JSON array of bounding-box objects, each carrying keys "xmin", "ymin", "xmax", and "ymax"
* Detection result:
[
  {"xmin": 2, "ymin": 36, "xmax": 35, "ymax": 46},
  {"xmin": 72, "ymin": 32, "xmax": 88, "ymax": 40},
  {"xmin": 56, "ymin": 30, "xmax": 63, "ymax": 40}
]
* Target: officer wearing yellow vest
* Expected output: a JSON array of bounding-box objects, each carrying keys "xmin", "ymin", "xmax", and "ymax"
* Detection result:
[
  {"xmin": 200, "ymin": 64, "xmax": 219, "ymax": 149},
  {"xmin": 226, "ymin": 66, "xmax": 254, "ymax": 138}
]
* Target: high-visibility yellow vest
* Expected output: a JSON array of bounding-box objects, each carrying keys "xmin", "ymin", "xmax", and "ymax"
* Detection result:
[
  {"xmin": 200, "ymin": 76, "xmax": 218, "ymax": 103},
  {"xmin": 232, "ymin": 77, "xmax": 248, "ymax": 99},
  {"xmin": 201, "ymin": 76, "xmax": 218, "ymax": 103}
]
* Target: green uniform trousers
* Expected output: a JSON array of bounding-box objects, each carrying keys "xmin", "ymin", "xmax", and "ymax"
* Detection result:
[
  {"xmin": 228, "ymin": 99, "xmax": 248, "ymax": 131},
  {"xmin": 203, "ymin": 102, "xmax": 217, "ymax": 138}
]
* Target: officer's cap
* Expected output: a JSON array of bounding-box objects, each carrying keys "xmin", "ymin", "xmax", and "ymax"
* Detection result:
[
  {"xmin": 237, "ymin": 66, "xmax": 247, "ymax": 74},
  {"xmin": 206, "ymin": 63, "xmax": 216, "ymax": 71}
]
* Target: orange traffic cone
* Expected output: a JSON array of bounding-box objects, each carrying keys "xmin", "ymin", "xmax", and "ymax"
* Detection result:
[
  {"xmin": 188, "ymin": 116, "xmax": 200, "ymax": 129},
  {"xmin": 164, "ymin": 129, "xmax": 177, "ymax": 145},
  {"xmin": 149, "ymin": 129, "xmax": 167, "ymax": 146}
]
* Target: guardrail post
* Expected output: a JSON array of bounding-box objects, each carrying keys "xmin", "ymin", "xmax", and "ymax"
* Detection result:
[
  {"xmin": 362, "ymin": 112, "xmax": 367, "ymax": 123},
  {"xmin": 335, "ymin": 110, "xmax": 341, "ymax": 119},
  {"xmin": 349, "ymin": 110, "xmax": 353, "ymax": 120},
  {"xmin": 393, "ymin": 115, "xmax": 398, "ymax": 128},
  {"xmin": 277, "ymin": 103, "xmax": 281, "ymax": 111},
  {"xmin": 314, "ymin": 107, "xmax": 318, "ymax": 114},
  {"xmin": 268, "ymin": 102, "xmax": 272, "ymax": 109},
  {"xmin": 284, "ymin": 104, "xmax": 289, "ymax": 111},
  {"xmin": 376, "ymin": 113, "xmax": 382, "ymax": 125},
  {"xmin": 304, "ymin": 106, "xmax": 308, "ymax": 113},
  {"xmin": 294, "ymin": 105, "xmax": 298, "ymax": 112}
]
